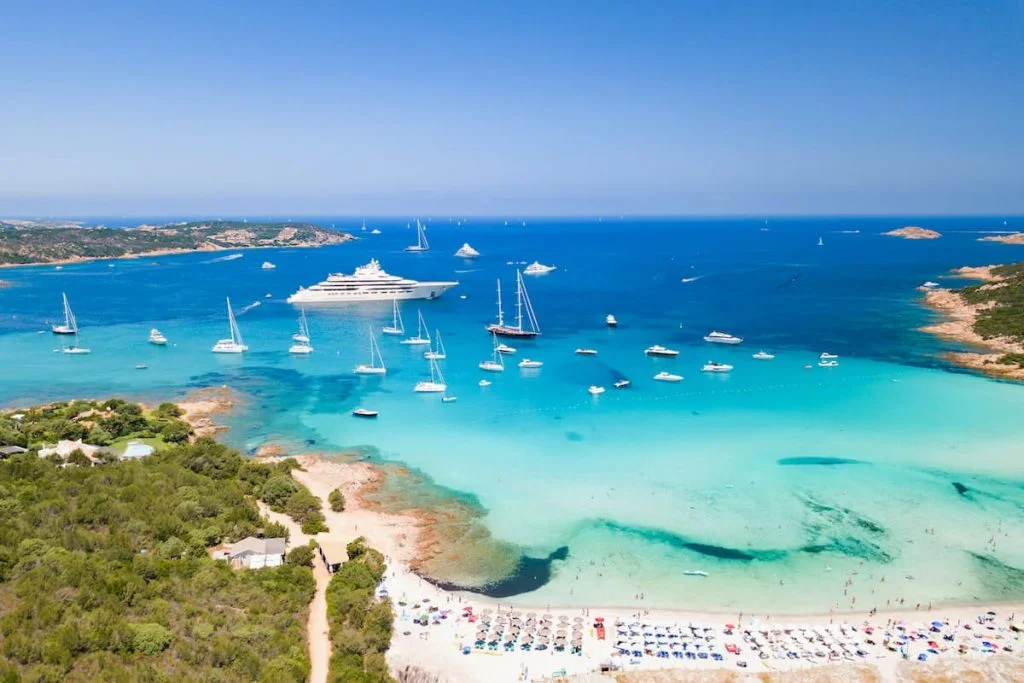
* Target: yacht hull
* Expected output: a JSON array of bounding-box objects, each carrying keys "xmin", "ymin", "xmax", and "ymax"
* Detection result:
[
  {"xmin": 486, "ymin": 324, "xmax": 539, "ymax": 339},
  {"xmin": 288, "ymin": 282, "xmax": 456, "ymax": 304}
]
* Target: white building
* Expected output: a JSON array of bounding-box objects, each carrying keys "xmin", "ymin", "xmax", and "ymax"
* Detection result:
[{"xmin": 220, "ymin": 537, "xmax": 287, "ymax": 569}]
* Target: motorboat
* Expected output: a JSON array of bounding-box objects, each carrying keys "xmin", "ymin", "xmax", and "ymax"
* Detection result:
[
  {"xmin": 454, "ymin": 243, "xmax": 480, "ymax": 258},
  {"xmin": 518, "ymin": 358, "xmax": 543, "ymax": 368},
  {"xmin": 702, "ymin": 361, "xmax": 733, "ymax": 372},
  {"xmin": 922, "ymin": 281, "xmax": 940, "ymax": 288},
  {"xmin": 148, "ymin": 328, "xmax": 168, "ymax": 345},
  {"xmin": 683, "ymin": 570, "xmax": 709, "ymax": 577},
  {"xmin": 654, "ymin": 371, "xmax": 683, "ymax": 382},
  {"xmin": 63, "ymin": 345, "xmax": 92, "ymax": 355},
  {"xmin": 575, "ymin": 348, "xmax": 598, "ymax": 356},
  {"xmin": 486, "ymin": 271, "xmax": 541, "ymax": 338},
  {"xmin": 261, "ymin": 261, "xmax": 276, "ymax": 270},
  {"xmin": 587, "ymin": 385, "xmax": 606, "ymax": 395},
  {"xmin": 441, "ymin": 395, "xmax": 458, "ymax": 403},
  {"xmin": 606, "ymin": 314, "xmax": 618, "ymax": 328},
  {"xmin": 644, "ymin": 345, "xmax": 679, "ymax": 357},
  {"xmin": 288, "ymin": 258, "xmax": 457, "ymax": 303},
  {"xmin": 354, "ymin": 327, "xmax": 387, "ymax": 375},
  {"xmin": 370, "ymin": 228, "xmax": 381, "ymax": 235},
  {"xmin": 479, "ymin": 332, "xmax": 505, "ymax": 372},
  {"xmin": 523, "ymin": 261, "xmax": 556, "ymax": 275},
  {"xmin": 135, "ymin": 363, "xmax": 147, "ymax": 370},
  {"xmin": 414, "ymin": 357, "xmax": 447, "ymax": 392},
  {"xmin": 752, "ymin": 351, "xmax": 775, "ymax": 360},
  {"xmin": 212, "ymin": 297, "xmax": 248, "ymax": 353},
  {"xmin": 52, "ymin": 293, "xmax": 78, "ymax": 335},
  {"xmin": 404, "ymin": 219, "xmax": 430, "ymax": 252},
  {"xmin": 352, "ymin": 408, "xmax": 378, "ymax": 419},
  {"xmin": 819, "ymin": 360, "xmax": 839, "ymax": 368},
  {"xmin": 613, "ymin": 379, "xmax": 630, "ymax": 389},
  {"xmin": 704, "ymin": 331, "xmax": 743, "ymax": 344},
  {"xmin": 400, "ymin": 310, "xmax": 431, "ymax": 345},
  {"xmin": 496, "ymin": 343, "xmax": 516, "ymax": 355},
  {"xmin": 820, "ymin": 352, "xmax": 839, "ymax": 360},
  {"xmin": 478, "ymin": 379, "xmax": 492, "ymax": 387}
]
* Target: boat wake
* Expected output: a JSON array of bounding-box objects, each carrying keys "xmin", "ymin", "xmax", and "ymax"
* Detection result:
[
  {"xmin": 204, "ymin": 253, "xmax": 244, "ymax": 264},
  {"xmin": 681, "ymin": 275, "xmax": 703, "ymax": 283},
  {"xmin": 454, "ymin": 269, "xmax": 481, "ymax": 274},
  {"xmin": 237, "ymin": 301, "xmax": 262, "ymax": 315}
]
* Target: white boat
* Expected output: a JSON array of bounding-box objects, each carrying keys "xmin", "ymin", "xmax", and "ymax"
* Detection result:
[
  {"xmin": 288, "ymin": 342, "xmax": 313, "ymax": 355},
  {"xmin": 424, "ymin": 330, "xmax": 447, "ymax": 360},
  {"xmin": 703, "ymin": 331, "xmax": 743, "ymax": 344},
  {"xmin": 382, "ymin": 297, "xmax": 405, "ymax": 336},
  {"xmin": 496, "ymin": 343, "xmax": 516, "ymax": 355},
  {"xmin": 752, "ymin": 351, "xmax": 775, "ymax": 360},
  {"xmin": 401, "ymin": 310, "xmax": 431, "ymax": 345},
  {"xmin": 654, "ymin": 371, "xmax": 683, "ymax": 382},
  {"xmin": 441, "ymin": 395, "xmax": 457, "ymax": 403},
  {"xmin": 819, "ymin": 360, "xmax": 839, "ymax": 368},
  {"xmin": 613, "ymin": 379, "xmax": 630, "ymax": 389},
  {"xmin": 291, "ymin": 307, "xmax": 311, "ymax": 343},
  {"xmin": 702, "ymin": 361, "xmax": 733, "ymax": 372},
  {"xmin": 683, "ymin": 570, "xmax": 709, "ymax": 577},
  {"xmin": 518, "ymin": 358, "xmax": 543, "ymax": 368},
  {"xmin": 261, "ymin": 261, "xmax": 276, "ymax": 270},
  {"xmin": 587, "ymin": 385, "xmax": 605, "ymax": 395},
  {"xmin": 478, "ymin": 379, "xmax": 492, "ymax": 387},
  {"xmin": 575, "ymin": 348, "xmax": 598, "ymax": 356},
  {"xmin": 922, "ymin": 281, "xmax": 940, "ymax": 288},
  {"xmin": 454, "ymin": 243, "xmax": 480, "ymax": 258},
  {"xmin": 644, "ymin": 345, "xmax": 679, "ymax": 357},
  {"xmin": 352, "ymin": 408, "xmax": 378, "ymax": 418},
  {"xmin": 523, "ymin": 261, "xmax": 556, "ymax": 275},
  {"xmin": 63, "ymin": 342, "xmax": 91, "ymax": 355},
  {"xmin": 404, "ymin": 219, "xmax": 430, "ymax": 252},
  {"xmin": 52, "ymin": 293, "xmax": 78, "ymax": 335},
  {"xmin": 414, "ymin": 356, "xmax": 447, "ymax": 392},
  {"xmin": 606, "ymin": 314, "xmax": 618, "ymax": 328},
  {"xmin": 479, "ymin": 332, "xmax": 505, "ymax": 372},
  {"xmin": 354, "ymin": 328, "xmax": 387, "ymax": 375},
  {"xmin": 817, "ymin": 236, "xmax": 824, "ymax": 246},
  {"xmin": 486, "ymin": 271, "xmax": 541, "ymax": 339},
  {"xmin": 148, "ymin": 328, "xmax": 168, "ymax": 345},
  {"xmin": 212, "ymin": 298, "xmax": 248, "ymax": 353},
  {"xmin": 370, "ymin": 228, "xmax": 381, "ymax": 235},
  {"xmin": 820, "ymin": 352, "xmax": 839, "ymax": 360},
  {"xmin": 287, "ymin": 259, "xmax": 457, "ymax": 304},
  {"xmin": 360, "ymin": 221, "xmax": 367, "ymax": 232},
  {"xmin": 135, "ymin": 363, "xmax": 147, "ymax": 369}
]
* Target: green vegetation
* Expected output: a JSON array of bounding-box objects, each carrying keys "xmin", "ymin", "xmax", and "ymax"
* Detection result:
[
  {"xmin": 238, "ymin": 458, "xmax": 329, "ymax": 534},
  {"xmin": 0, "ymin": 435, "xmax": 315, "ymax": 682},
  {"xmin": 286, "ymin": 543, "xmax": 317, "ymax": 568},
  {"xmin": 957, "ymin": 262, "xmax": 1024, "ymax": 344},
  {"xmin": 0, "ymin": 220, "xmax": 349, "ymax": 266},
  {"xmin": 329, "ymin": 488, "xmax": 346, "ymax": 512},
  {"xmin": 326, "ymin": 538, "xmax": 394, "ymax": 683}
]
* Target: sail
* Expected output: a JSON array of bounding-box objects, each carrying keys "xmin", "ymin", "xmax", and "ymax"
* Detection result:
[
  {"xmin": 418, "ymin": 220, "xmax": 430, "ymax": 249},
  {"xmin": 227, "ymin": 298, "xmax": 244, "ymax": 346},
  {"xmin": 62, "ymin": 293, "xmax": 78, "ymax": 333},
  {"xmin": 517, "ymin": 270, "xmax": 540, "ymax": 333}
]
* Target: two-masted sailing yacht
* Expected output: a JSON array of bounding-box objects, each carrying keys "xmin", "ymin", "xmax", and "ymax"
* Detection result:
[
  {"xmin": 404, "ymin": 219, "xmax": 430, "ymax": 252},
  {"xmin": 382, "ymin": 298, "xmax": 405, "ymax": 336},
  {"xmin": 212, "ymin": 298, "xmax": 248, "ymax": 353},
  {"xmin": 53, "ymin": 294, "xmax": 91, "ymax": 354},
  {"xmin": 486, "ymin": 270, "xmax": 540, "ymax": 339},
  {"xmin": 400, "ymin": 310, "xmax": 431, "ymax": 345},
  {"xmin": 289, "ymin": 308, "xmax": 313, "ymax": 354},
  {"xmin": 354, "ymin": 327, "xmax": 387, "ymax": 375},
  {"xmin": 414, "ymin": 356, "xmax": 447, "ymax": 392},
  {"xmin": 424, "ymin": 330, "xmax": 447, "ymax": 360},
  {"xmin": 478, "ymin": 332, "xmax": 505, "ymax": 372}
]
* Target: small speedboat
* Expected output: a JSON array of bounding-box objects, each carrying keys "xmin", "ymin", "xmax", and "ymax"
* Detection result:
[
  {"xmin": 613, "ymin": 379, "xmax": 630, "ymax": 389},
  {"xmin": 820, "ymin": 352, "xmax": 839, "ymax": 360},
  {"xmin": 441, "ymin": 395, "xmax": 458, "ymax": 403},
  {"xmin": 683, "ymin": 570, "xmax": 709, "ymax": 577},
  {"xmin": 819, "ymin": 360, "xmax": 839, "ymax": 368},
  {"xmin": 352, "ymin": 408, "xmax": 378, "ymax": 418},
  {"xmin": 135, "ymin": 363, "xmax": 148, "ymax": 370},
  {"xmin": 588, "ymin": 385, "xmax": 606, "ymax": 395},
  {"xmin": 644, "ymin": 345, "xmax": 679, "ymax": 357},
  {"xmin": 702, "ymin": 361, "xmax": 733, "ymax": 373},
  {"xmin": 523, "ymin": 261, "xmax": 556, "ymax": 275},
  {"xmin": 922, "ymin": 281, "xmax": 940, "ymax": 288},
  {"xmin": 654, "ymin": 371, "xmax": 683, "ymax": 382},
  {"xmin": 518, "ymin": 359, "xmax": 543, "ymax": 368},
  {"xmin": 606, "ymin": 314, "xmax": 618, "ymax": 328},
  {"xmin": 752, "ymin": 351, "xmax": 775, "ymax": 360},
  {"xmin": 370, "ymin": 228, "xmax": 381, "ymax": 235},
  {"xmin": 478, "ymin": 379, "xmax": 492, "ymax": 387},
  {"xmin": 261, "ymin": 261, "xmax": 276, "ymax": 270},
  {"xmin": 575, "ymin": 348, "xmax": 598, "ymax": 356},
  {"xmin": 495, "ymin": 343, "xmax": 516, "ymax": 355}
]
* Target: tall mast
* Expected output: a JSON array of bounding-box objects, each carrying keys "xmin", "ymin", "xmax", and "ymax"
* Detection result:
[
  {"xmin": 515, "ymin": 270, "xmax": 524, "ymax": 332},
  {"xmin": 495, "ymin": 280, "xmax": 504, "ymax": 327}
]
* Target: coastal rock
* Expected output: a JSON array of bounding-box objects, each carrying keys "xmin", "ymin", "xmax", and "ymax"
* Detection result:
[
  {"xmin": 884, "ymin": 226, "xmax": 941, "ymax": 239},
  {"xmin": 175, "ymin": 386, "xmax": 239, "ymax": 438},
  {"xmin": 979, "ymin": 232, "xmax": 1024, "ymax": 245},
  {"xmin": 950, "ymin": 265, "xmax": 1001, "ymax": 281}
]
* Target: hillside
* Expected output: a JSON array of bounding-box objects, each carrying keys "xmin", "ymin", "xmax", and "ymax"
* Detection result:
[{"xmin": 0, "ymin": 220, "xmax": 352, "ymax": 266}]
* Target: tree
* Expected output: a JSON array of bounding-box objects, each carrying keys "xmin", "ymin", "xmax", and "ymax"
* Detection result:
[
  {"xmin": 85, "ymin": 425, "xmax": 113, "ymax": 446},
  {"xmin": 159, "ymin": 419, "xmax": 192, "ymax": 443},
  {"xmin": 328, "ymin": 488, "xmax": 346, "ymax": 512},
  {"xmin": 130, "ymin": 623, "xmax": 173, "ymax": 655},
  {"xmin": 286, "ymin": 545, "xmax": 314, "ymax": 568},
  {"xmin": 263, "ymin": 520, "xmax": 289, "ymax": 540},
  {"xmin": 154, "ymin": 402, "xmax": 183, "ymax": 419},
  {"xmin": 261, "ymin": 475, "xmax": 298, "ymax": 508},
  {"xmin": 66, "ymin": 448, "xmax": 92, "ymax": 467}
]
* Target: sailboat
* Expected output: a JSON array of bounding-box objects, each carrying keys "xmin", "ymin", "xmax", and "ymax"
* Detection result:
[
  {"xmin": 354, "ymin": 327, "xmax": 387, "ymax": 375},
  {"xmin": 478, "ymin": 332, "xmax": 505, "ymax": 372},
  {"xmin": 424, "ymin": 330, "xmax": 447, "ymax": 360},
  {"xmin": 486, "ymin": 270, "xmax": 540, "ymax": 339},
  {"xmin": 52, "ymin": 293, "xmax": 78, "ymax": 335},
  {"xmin": 817, "ymin": 236, "xmax": 824, "ymax": 246},
  {"xmin": 382, "ymin": 298, "xmax": 405, "ymax": 336},
  {"xmin": 404, "ymin": 219, "xmax": 430, "ymax": 252},
  {"xmin": 414, "ymin": 356, "xmax": 447, "ymax": 392},
  {"xmin": 212, "ymin": 297, "xmax": 248, "ymax": 353},
  {"xmin": 400, "ymin": 309, "xmax": 431, "ymax": 345},
  {"xmin": 289, "ymin": 309, "xmax": 313, "ymax": 354}
]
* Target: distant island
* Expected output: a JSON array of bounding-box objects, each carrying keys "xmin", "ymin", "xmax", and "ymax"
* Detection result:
[
  {"xmin": 884, "ymin": 226, "xmax": 941, "ymax": 240},
  {"xmin": 978, "ymin": 232, "xmax": 1024, "ymax": 245},
  {"xmin": 0, "ymin": 219, "xmax": 353, "ymax": 266},
  {"xmin": 920, "ymin": 261, "xmax": 1024, "ymax": 380}
]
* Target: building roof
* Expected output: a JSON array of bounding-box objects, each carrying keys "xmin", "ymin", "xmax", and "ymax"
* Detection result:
[
  {"xmin": 227, "ymin": 536, "xmax": 286, "ymax": 558},
  {"xmin": 0, "ymin": 446, "xmax": 28, "ymax": 456},
  {"xmin": 318, "ymin": 540, "xmax": 349, "ymax": 567}
]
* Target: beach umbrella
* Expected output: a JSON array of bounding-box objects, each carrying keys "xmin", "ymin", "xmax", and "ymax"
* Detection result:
[
  {"xmin": 511, "ymin": 611, "xmax": 522, "ymax": 618},
  {"xmin": 595, "ymin": 617, "xmax": 604, "ymax": 623},
  {"xmin": 541, "ymin": 628, "xmax": 551, "ymax": 636},
  {"xmin": 557, "ymin": 629, "xmax": 568, "ymax": 636}
]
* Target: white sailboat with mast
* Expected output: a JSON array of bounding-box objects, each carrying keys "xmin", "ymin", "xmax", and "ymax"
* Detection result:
[
  {"xmin": 414, "ymin": 356, "xmax": 447, "ymax": 392},
  {"xmin": 212, "ymin": 297, "xmax": 248, "ymax": 353},
  {"xmin": 60, "ymin": 296, "xmax": 91, "ymax": 354},
  {"xmin": 478, "ymin": 332, "xmax": 505, "ymax": 372},
  {"xmin": 52, "ymin": 293, "xmax": 78, "ymax": 335},
  {"xmin": 486, "ymin": 270, "xmax": 540, "ymax": 339},
  {"xmin": 354, "ymin": 327, "xmax": 387, "ymax": 375},
  {"xmin": 289, "ymin": 308, "xmax": 313, "ymax": 354},
  {"xmin": 382, "ymin": 297, "xmax": 405, "ymax": 336},
  {"xmin": 400, "ymin": 309, "xmax": 431, "ymax": 345},
  {"xmin": 404, "ymin": 219, "xmax": 430, "ymax": 252},
  {"xmin": 424, "ymin": 330, "xmax": 447, "ymax": 360}
]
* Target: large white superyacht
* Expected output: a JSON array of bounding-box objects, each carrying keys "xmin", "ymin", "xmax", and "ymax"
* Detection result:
[{"xmin": 287, "ymin": 259, "xmax": 458, "ymax": 304}]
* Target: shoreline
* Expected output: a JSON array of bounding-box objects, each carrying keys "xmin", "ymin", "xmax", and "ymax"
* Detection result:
[{"xmin": 174, "ymin": 386, "xmax": 242, "ymax": 438}]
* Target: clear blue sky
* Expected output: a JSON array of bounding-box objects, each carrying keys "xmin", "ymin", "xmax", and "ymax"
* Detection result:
[{"xmin": 1, "ymin": 1, "xmax": 1021, "ymax": 216}]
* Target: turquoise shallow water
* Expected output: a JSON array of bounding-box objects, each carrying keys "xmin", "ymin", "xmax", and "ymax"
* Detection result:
[{"xmin": 2, "ymin": 217, "xmax": 1024, "ymax": 612}]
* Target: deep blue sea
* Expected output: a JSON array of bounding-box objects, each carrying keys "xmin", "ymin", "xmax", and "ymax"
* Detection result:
[{"xmin": 2, "ymin": 216, "xmax": 1024, "ymax": 612}]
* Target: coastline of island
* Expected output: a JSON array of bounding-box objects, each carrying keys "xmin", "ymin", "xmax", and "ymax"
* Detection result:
[
  {"xmin": 979, "ymin": 232, "xmax": 1024, "ymax": 245},
  {"xmin": 883, "ymin": 226, "xmax": 942, "ymax": 239}
]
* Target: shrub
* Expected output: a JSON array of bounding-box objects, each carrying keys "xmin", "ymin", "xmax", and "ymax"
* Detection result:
[
  {"xmin": 262, "ymin": 475, "xmax": 299, "ymax": 508},
  {"xmin": 286, "ymin": 545, "xmax": 314, "ymax": 568},
  {"xmin": 130, "ymin": 622, "xmax": 173, "ymax": 655},
  {"xmin": 154, "ymin": 402, "xmax": 183, "ymax": 418},
  {"xmin": 328, "ymin": 488, "xmax": 346, "ymax": 512}
]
